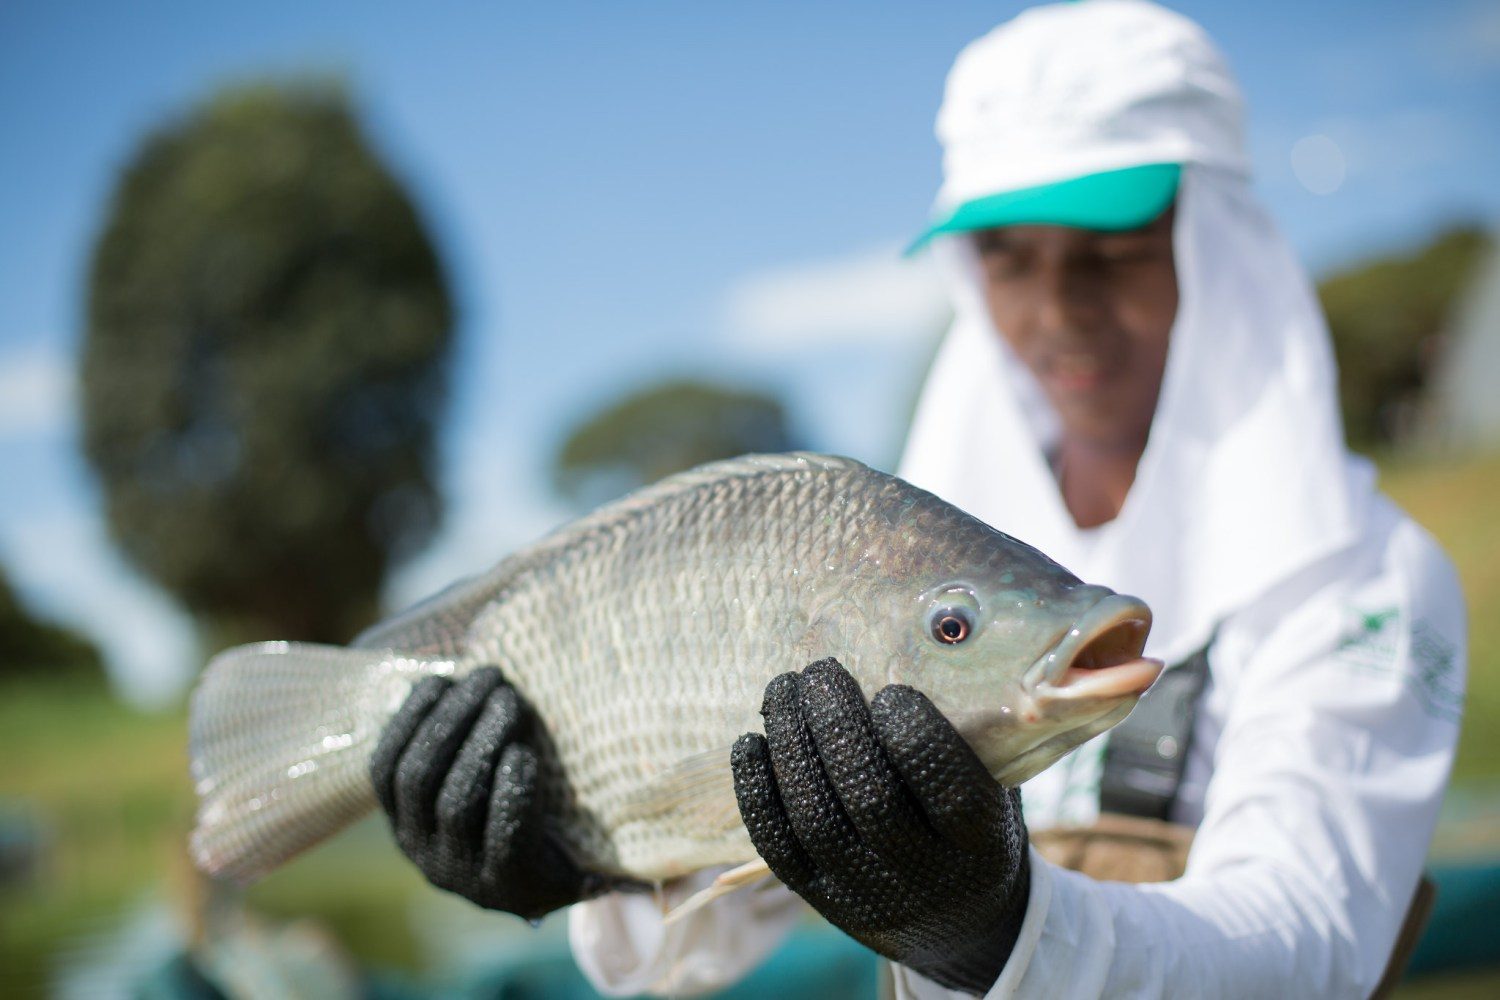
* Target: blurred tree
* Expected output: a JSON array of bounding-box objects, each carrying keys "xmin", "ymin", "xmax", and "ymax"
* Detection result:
[
  {"xmin": 0, "ymin": 565, "xmax": 103, "ymax": 679},
  {"xmin": 1319, "ymin": 226, "xmax": 1491, "ymax": 448},
  {"xmin": 552, "ymin": 380, "xmax": 799, "ymax": 508},
  {"xmin": 81, "ymin": 82, "xmax": 454, "ymax": 648}
]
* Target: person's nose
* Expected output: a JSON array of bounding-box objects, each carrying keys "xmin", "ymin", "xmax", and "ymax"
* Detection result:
[{"xmin": 1033, "ymin": 259, "xmax": 1105, "ymax": 342}]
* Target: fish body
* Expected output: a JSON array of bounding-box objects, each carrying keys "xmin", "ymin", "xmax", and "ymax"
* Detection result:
[{"xmin": 190, "ymin": 453, "xmax": 1160, "ymax": 885}]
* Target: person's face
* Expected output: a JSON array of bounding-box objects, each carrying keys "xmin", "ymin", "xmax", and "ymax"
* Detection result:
[{"xmin": 972, "ymin": 207, "xmax": 1178, "ymax": 452}]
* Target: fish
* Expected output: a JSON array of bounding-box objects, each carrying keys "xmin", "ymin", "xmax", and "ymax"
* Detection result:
[{"xmin": 188, "ymin": 452, "xmax": 1162, "ymax": 898}]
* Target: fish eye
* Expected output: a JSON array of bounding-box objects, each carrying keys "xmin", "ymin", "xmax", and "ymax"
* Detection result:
[
  {"xmin": 921, "ymin": 584, "xmax": 981, "ymax": 647},
  {"xmin": 931, "ymin": 607, "xmax": 973, "ymax": 645}
]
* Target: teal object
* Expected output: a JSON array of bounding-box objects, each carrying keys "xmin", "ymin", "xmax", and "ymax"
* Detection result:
[
  {"xmin": 443, "ymin": 925, "xmax": 878, "ymax": 999},
  {"xmin": 908, "ymin": 162, "xmax": 1181, "ymax": 252},
  {"xmin": 1407, "ymin": 861, "xmax": 1500, "ymax": 975},
  {"xmin": 131, "ymin": 954, "xmax": 226, "ymax": 1000}
]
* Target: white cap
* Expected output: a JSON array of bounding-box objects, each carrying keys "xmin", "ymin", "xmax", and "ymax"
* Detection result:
[{"xmin": 934, "ymin": 0, "xmax": 1249, "ymax": 212}]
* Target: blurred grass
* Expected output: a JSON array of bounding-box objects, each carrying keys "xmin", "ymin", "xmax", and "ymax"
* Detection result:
[
  {"xmin": 1398, "ymin": 969, "xmax": 1500, "ymax": 999},
  {"xmin": 0, "ymin": 675, "xmax": 193, "ymax": 996},
  {"xmin": 0, "ymin": 449, "xmax": 1496, "ymax": 997},
  {"xmin": 0, "ymin": 675, "xmax": 432, "ymax": 997}
]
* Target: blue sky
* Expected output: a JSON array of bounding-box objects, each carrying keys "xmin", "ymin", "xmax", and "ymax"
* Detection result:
[{"xmin": 1, "ymin": 1, "xmax": 1497, "ymax": 703}]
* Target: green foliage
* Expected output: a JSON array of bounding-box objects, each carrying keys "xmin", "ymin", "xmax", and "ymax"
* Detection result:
[
  {"xmin": 1319, "ymin": 226, "xmax": 1491, "ymax": 447},
  {"xmin": 552, "ymin": 380, "xmax": 800, "ymax": 508},
  {"xmin": 80, "ymin": 81, "xmax": 454, "ymax": 646},
  {"xmin": 0, "ymin": 564, "xmax": 102, "ymax": 678}
]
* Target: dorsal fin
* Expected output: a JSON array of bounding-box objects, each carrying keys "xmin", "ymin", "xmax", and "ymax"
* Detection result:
[
  {"xmin": 352, "ymin": 453, "xmax": 869, "ymax": 656},
  {"xmin": 352, "ymin": 569, "xmax": 510, "ymax": 656}
]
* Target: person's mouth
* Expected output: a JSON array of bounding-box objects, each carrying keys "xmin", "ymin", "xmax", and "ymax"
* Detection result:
[{"xmin": 1041, "ymin": 353, "xmax": 1109, "ymax": 392}]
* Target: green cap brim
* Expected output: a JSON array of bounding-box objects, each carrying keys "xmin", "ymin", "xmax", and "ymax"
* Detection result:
[{"xmin": 907, "ymin": 162, "xmax": 1181, "ymax": 254}]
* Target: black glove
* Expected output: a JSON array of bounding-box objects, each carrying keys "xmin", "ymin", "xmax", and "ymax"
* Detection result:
[
  {"xmin": 731, "ymin": 658, "xmax": 1030, "ymax": 995},
  {"xmin": 370, "ymin": 666, "xmax": 618, "ymax": 921}
]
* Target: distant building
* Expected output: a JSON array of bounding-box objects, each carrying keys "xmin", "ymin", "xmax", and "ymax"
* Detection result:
[{"xmin": 1422, "ymin": 239, "xmax": 1500, "ymax": 451}]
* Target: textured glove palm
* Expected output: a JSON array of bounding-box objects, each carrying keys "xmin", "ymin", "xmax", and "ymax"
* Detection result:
[
  {"xmin": 370, "ymin": 667, "xmax": 613, "ymax": 921},
  {"xmin": 732, "ymin": 658, "xmax": 1030, "ymax": 996}
]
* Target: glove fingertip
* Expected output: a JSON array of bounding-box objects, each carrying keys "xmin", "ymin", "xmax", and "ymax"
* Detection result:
[
  {"xmin": 731, "ymin": 732, "xmax": 819, "ymax": 893},
  {"xmin": 730, "ymin": 731, "xmax": 768, "ymax": 771},
  {"xmin": 798, "ymin": 658, "xmax": 869, "ymax": 719},
  {"xmin": 452, "ymin": 665, "xmax": 506, "ymax": 701},
  {"xmin": 869, "ymin": 682, "xmax": 936, "ymax": 720},
  {"xmin": 371, "ymin": 675, "xmax": 450, "ymax": 814},
  {"xmin": 760, "ymin": 671, "xmax": 802, "ymax": 718},
  {"xmin": 800, "ymin": 656, "xmax": 848, "ymax": 679},
  {"xmin": 470, "ymin": 664, "xmax": 506, "ymax": 683},
  {"xmin": 871, "ymin": 683, "xmax": 982, "ymax": 777},
  {"xmin": 488, "ymin": 680, "xmax": 522, "ymax": 716}
]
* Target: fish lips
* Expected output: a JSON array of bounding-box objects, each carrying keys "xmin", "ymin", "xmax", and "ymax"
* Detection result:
[
  {"xmin": 1022, "ymin": 592, "xmax": 1161, "ymax": 703},
  {"xmin": 958, "ymin": 593, "xmax": 1163, "ymax": 785}
]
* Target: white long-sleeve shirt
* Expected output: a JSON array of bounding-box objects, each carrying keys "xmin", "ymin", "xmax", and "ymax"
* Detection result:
[{"xmin": 569, "ymin": 495, "xmax": 1465, "ymax": 998}]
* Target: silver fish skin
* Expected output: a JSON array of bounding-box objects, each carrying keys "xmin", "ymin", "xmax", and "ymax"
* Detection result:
[{"xmin": 189, "ymin": 453, "xmax": 1159, "ymax": 885}]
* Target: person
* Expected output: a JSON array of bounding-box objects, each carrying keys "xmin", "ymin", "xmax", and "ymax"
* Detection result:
[{"xmin": 370, "ymin": 1, "xmax": 1468, "ymax": 996}]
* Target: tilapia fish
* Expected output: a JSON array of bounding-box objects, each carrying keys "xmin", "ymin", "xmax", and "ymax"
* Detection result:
[{"xmin": 190, "ymin": 453, "xmax": 1161, "ymax": 889}]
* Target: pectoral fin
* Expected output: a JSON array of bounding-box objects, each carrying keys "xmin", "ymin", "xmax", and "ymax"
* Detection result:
[
  {"xmin": 662, "ymin": 859, "xmax": 776, "ymax": 925},
  {"xmin": 616, "ymin": 747, "xmax": 741, "ymax": 836}
]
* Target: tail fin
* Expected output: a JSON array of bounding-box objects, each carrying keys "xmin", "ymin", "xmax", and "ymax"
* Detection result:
[{"xmin": 188, "ymin": 641, "xmax": 450, "ymax": 883}]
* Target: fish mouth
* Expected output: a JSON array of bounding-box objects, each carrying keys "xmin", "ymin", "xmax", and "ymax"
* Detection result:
[
  {"xmin": 1023, "ymin": 593, "xmax": 1162, "ymax": 703},
  {"xmin": 960, "ymin": 592, "xmax": 1162, "ymax": 785}
]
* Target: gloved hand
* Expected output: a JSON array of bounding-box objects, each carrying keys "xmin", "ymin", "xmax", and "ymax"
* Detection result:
[
  {"xmin": 370, "ymin": 666, "xmax": 619, "ymax": 921},
  {"xmin": 731, "ymin": 658, "xmax": 1030, "ymax": 996}
]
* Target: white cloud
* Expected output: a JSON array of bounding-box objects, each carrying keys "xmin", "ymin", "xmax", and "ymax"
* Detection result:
[
  {"xmin": 711, "ymin": 242, "xmax": 954, "ymax": 469},
  {"xmin": 722, "ymin": 244, "xmax": 950, "ymax": 355},
  {"xmin": 0, "ymin": 345, "xmax": 76, "ymax": 439}
]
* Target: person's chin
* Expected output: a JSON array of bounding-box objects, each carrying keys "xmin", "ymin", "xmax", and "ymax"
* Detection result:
[
  {"xmin": 1045, "ymin": 379, "xmax": 1115, "ymax": 425},
  {"xmin": 1054, "ymin": 400, "xmax": 1143, "ymax": 448}
]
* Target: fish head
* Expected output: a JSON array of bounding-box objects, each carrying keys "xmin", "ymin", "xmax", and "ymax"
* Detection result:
[
  {"xmin": 907, "ymin": 582, "xmax": 1159, "ymax": 786},
  {"xmin": 859, "ymin": 500, "xmax": 1162, "ymax": 787}
]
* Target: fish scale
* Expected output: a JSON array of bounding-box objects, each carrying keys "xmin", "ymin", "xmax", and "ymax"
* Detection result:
[{"xmin": 189, "ymin": 452, "xmax": 1157, "ymax": 886}]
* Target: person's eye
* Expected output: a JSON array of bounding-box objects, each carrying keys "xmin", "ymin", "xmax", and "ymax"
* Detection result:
[
  {"xmin": 980, "ymin": 249, "xmax": 1029, "ymax": 280},
  {"xmin": 1095, "ymin": 238, "xmax": 1169, "ymax": 267}
]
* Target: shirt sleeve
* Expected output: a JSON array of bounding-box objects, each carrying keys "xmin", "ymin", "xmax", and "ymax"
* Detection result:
[
  {"xmin": 897, "ymin": 518, "xmax": 1466, "ymax": 1000},
  {"xmin": 568, "ymin": 867, "xmax": 807, "ymax": 997}
]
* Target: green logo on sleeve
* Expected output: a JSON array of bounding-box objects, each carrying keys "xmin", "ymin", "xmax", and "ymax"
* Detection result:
[{"xmin": 1334, "ymin": 606, "xmax": 1461, "ymax": 722}]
